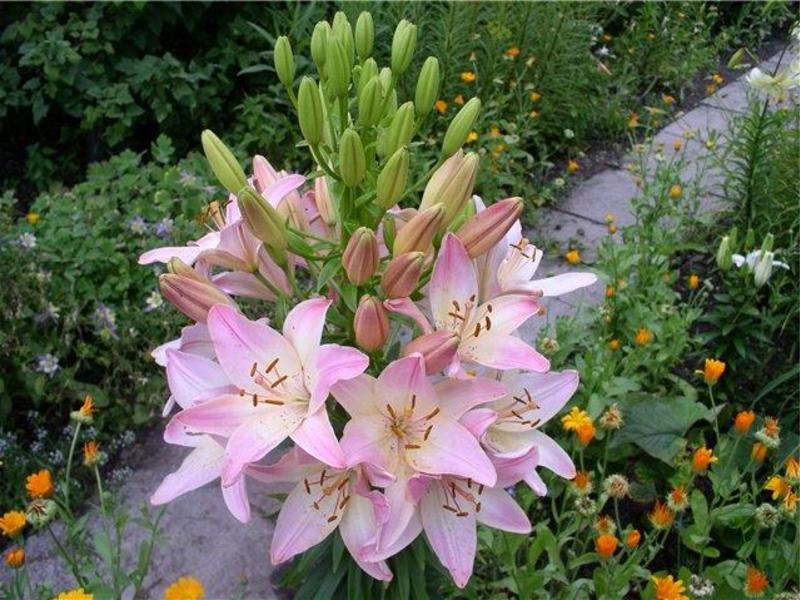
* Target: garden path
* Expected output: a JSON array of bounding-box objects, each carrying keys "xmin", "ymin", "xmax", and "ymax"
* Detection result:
[{"xmin": 6, "ymin": 49, "xmax": 789, "ymax": 600}]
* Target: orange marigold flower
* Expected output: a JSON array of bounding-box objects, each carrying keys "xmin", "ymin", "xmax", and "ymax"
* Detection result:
[
  {"xmin": 734, "ymin": 410, "xmax": 756, "ymax": 434},
  {"xmin": 565, "ymin": 249, "xmax": 581, "ymax": 265},
  {"xmin": 55, "ymin": 589, "xmax": 94, "ymax": 600},
  {"xmin": 0, "ymin": 511, "xmax": 26, "ymax": 538},
  {"xmin": 433, "ymin": 99, "xmax": 448, "ymax": 113},
  {"xmin": 83, "ymin": 440, "xmax": 101, "ymax": 467},
  {"xmin": 667, "ymin": 485, "xmax": 690, "ymax": 512},
  {"xmin": 672, "ymin": 138, "xmax": 682, "ymax": 152},
  {"xmin": 634, "ymin": 327, "xmax": 653, "ymax": 346},
  {"xmin": 594, "ymin": 514, "xmax": 616, "ymax": 534},
  {"xmin": 26, "ymin": 469, "xmax": 54, "ymax": 499},
  {"xmin": 595, "ymin": 533, "xmax": 619, "ymax": 559},
  {"xmin": 460, "ymin": 71, "xmax": 476, "ymax": 83},
  {"xmin": 79, "ymin": 395, "xmax": 94, "ymax": 417},
  {"xmin": 663, "ymin": 94, "xmax": 676, "ymax": 105},
  {"xmin": 605, "ymin": 285, "xmax": 615, "ymax": 298},
  {"xmin": 649, "ymin": 501, "xmax": 675, "ymax": 529},
  {"xmin": 652, "ymin": 575, "xmax": 688, "ymax": 600},
  {"xmin": 164, "ymin": 576, "xmax": 205, "ymax": 600},
  {"xmin": 691, "ymin": 446, "xmax": 718, "ymax": 473},
  {"xmin": 688, "ymin": 274, "xmax": 700, "ymax": 290},
  {"xmin": 453, "ymin": 94, "xmax": 465, "ymax": 105},
  {"xmin": 625, "ymin": 529, "xmax": 641, "ymax": 549},
  {"xmin": 783, "ymin": 490, "xmax": 798, "ymax": 514},
  {"xmin": 763, "ymin": 416, "xmax": 779, "ymax": 438},
  {"xmin": 608, "ymin": 339, "xmax": 620, "ymax": 351},
  {"xmin": 572, "ymin": 470, "xmax": 592, "ymax": 495},
  {"xmin": 505, "ymin": 46, "xmax": 520, "ymax": 58},
  {"xmin": 627, "ymin": 113, "xmax": 639, "ymax": 128},
  {"xmin": 711, "ymin": 73, "xmax": 724, "ymax": 85},
  {"xmin": 785, "ymin": 456, "xmax": 800, "ymax": 483},
  {"xmin": 567, "ymin": 159, "xmax": 580, "ymax": 173},
  {"xmin": 576, "ymin": 422, "xmax": 596, "ymax": 446},
  {"xmin": 669, "ymin": 184, "xmax": 683, "ymax": 200},
  {"xmin": 765, "ymin": 476, "xmax": 790, "ymax": 500},
  {"xmin": 561, "ymin": 407, "xmax": 591, "ymax": 431},
  {"xmin": 4, "ymin": 547, "xmax": 24, "ymax": 569},
  {"xmin": 702, "ymin": 359, "xmax": 725, "ymax": 385},
  {"xmin": 744, "ymin": 566, "xmax": 768, "ymax": 597},
  {"xmin": 751, "ymin": 442, "xmax": 767, "ymax": 463}
]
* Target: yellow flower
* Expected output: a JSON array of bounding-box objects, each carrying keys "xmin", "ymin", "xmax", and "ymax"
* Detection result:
[
  {"xmin": 561, "ymin": 407, "xmax": 591, "ymax": 431},
  {"xmin": 705, "ymin": 83, "xmax": 717, "ymax": 96},
  {"xmin": 565, "ymin": 249, "xmax": 580, "ymax": 265},
  {"xmin": 0, "ymin": 511, "xmax": 26, "ymax": 538},
  {"xmin": 164, "ymin": 576, "xmax": 205, "ymax": 600},
  {"xmin": 744, "ymin": 567, "xmax": 768, "ymax": 597},
  {"xmin": 504, "ymin": 46, "xmax": 520, "ymax": 58},
  {"xmin": 625, "ymin": 529, "xmax": 641, "ymax": 549},
  {"xmin": 691, "ymin": 446, "xmax": 718, "ymax": 473},
  {"xmin": 634, "ymin": 327, "xmax": 653, "ymax": 346},
  {"xmin": 765, "ymin": 476, "xmax": 790, "ymax": 500},
  {"xmin": 669, "ymin": 184, "xmax": 682, "ymax": 200},
  {"xmin": 466, "ymin": 131, "xmax": 478, "ymax": 143},
  {"xmin": 602, "ymin": 33, "xmax": 612, "ymax": 43},
  {"xmin": 608, "ymin": 339, "xmax": 620, "ymax": 351},
  {"xmin": 672, "ymin": 138, "xmax": 682, "ymax": 152},
  {"xmin": 595, "ymin": 533, "xmax": 618, "ymax": 559},
  {"xmin": 607, "ymin": 223, "xmax": 617, "ymax": 235},
  {"xmin": 652, "ymin": 575, "xmax": 688, "ymax": 600},
  {"xmin": 751, "ymin": 442, "xmax": 768, "ymax": 463},
  {"xmin": 785, "ymin": 456, "xmax": 800, "ymax": 483},
  {"xmin": 55, "ymin": 589, "xmax": 94, "ymax": 600},
  {"xmin": 489, "ymin": 126, "xmax": 501, "ymax": 137},
  {"xmin": 567, "ymin": 159, "xmax": 580, "ymax": 174},
  {"xmin": 26, "ymin": 469, "xmax": 54, "ymax": 499},
  {"xmin": 663, "ymin": 94, "xmax": 676, "ymax": 106},
  {"xmin": 711, "ymin": 73, "xmax": 724, "ymax": 85},
  {"xmin": 649, "ymin": 501, "xmax": 675, "ymax": 529},
  {"xmin": 687, "ymin": 274, "xmax": 700, "ymax": 290},
  {"xmin": 702, "ymin": 358, "xmax": 725, "ymax": 385},
  {"xmin": 734, "ymin": 410, "xmax": 756, "ymax": 434},
  {"xmin": 460, "ymin": 71, "xmax": 476, "ymax": 83},
  {"xmin": 529, "ymin": 91, "xmax": 541, "ymax": 103},
  {"xmin": 529, "ymin": 109, "xmax": 540, "ymax": 118},
  {"xmin": 83, "ymin": 440, "xmax": 101, "ymax": 467},
  {"xmin": 783, "ymin": 490, "xmax": 798, "ymax": 514},
  {"xmin": 4, "ymin": 547, "xmax": 24, "ymax": 569},
  {"xmin": 433, "ymin": 99, "xmax": 448, "ymax": 113},
  {"xmin": 453, "ymin": 94, "xmax": 465, "ymax": 105},
  {"xmin": 26, "ymin": 212, "xmax": 40, "ymax": 225}
]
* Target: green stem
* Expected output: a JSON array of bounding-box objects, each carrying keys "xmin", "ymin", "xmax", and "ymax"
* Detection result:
[
  {"xmin": 47, "ymin": 523, "xmax": 86, "ymax": 587},
  {"xmin": 63, "ymin": 421, "xmax": 82, "ymax": 515}
]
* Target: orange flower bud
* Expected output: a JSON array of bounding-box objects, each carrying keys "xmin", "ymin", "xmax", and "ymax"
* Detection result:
[
  {"xmin": 4, "ymin": 547, "xmax": 24, "ymax": 569},
  {"xmin": 576, "ymin": 422, "xmax": 596, "ymax": 446},
  {"xmin": 751, "ymin": 442, "xmax": 767, "ymax": 462},
  {"xmin": 595, "ymin": 534, "xmax": 619, "ymax": 559},
  {"xmin": 734, "ymin": 410, "xmax": 755, "ymax": 434},
  {"xmin": 625, "ymin": 529, "xmax": 641, "ymax": 549},
  {"xmin": 691, "ymin": 446, "xmax": 718, "ymax": 473}
]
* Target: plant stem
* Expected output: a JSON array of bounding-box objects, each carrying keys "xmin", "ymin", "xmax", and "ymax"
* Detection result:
[
  {"xmin": 47, "ymin": 523, "xmax": 86, "ymax": 587},
  {"xmin": 63, "ymin": 421, "xmax": 82, "ymax": 515}
]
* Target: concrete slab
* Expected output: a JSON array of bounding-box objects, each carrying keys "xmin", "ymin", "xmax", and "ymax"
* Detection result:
[
  {"xmin": 660, "ymin": 104, "xmax": 732, "ymax": 144},
  {"xmin": 701, "ymin": 78, "xmax": 753, "ymax": 114},
  {"xmin": 527, "ymin": 208, "xmax": 609, "ymax": 263},
  {"xmin": 556, "ymin": 169, "xmax": 640, "ymax": 228}
]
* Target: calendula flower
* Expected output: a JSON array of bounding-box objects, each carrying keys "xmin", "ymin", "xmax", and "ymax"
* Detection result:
[
  {"xmin": 663, "ymin": 94, "xmax": 676, "ymax": 105},
  {"xmin": 711, "ymin": 73, "xmax": 724, "ymax": 85},
  {"xmin": 627, "ymin": 113, "xmax": 639, "ymax": 128},
  {"xmin": 434, "ymin": 99, "xmax": 448, "ymax": 113},
  {"xmin": 744, "ymin": 567, "xmax": 768, "ymax": 597},
  {"xmin": 504, "ymin": 46, "xmax": 520, "ymax": 58},
  {"xmin": 625, "ymin": 529, "xmax": 641, "ymax": 549},
  {"xmin": 26, "ymin": 212, "xmax": 40, "ymax": 225},
  {"xmin": 782, "ymin": 490, "xmax": 797, "ymax": 515},
  {"xmin": 756, "ymin": 417, "xmax": 781, "ymax": 448},
  {"xmin": 688, "ymin": 274, "xmax": 700, "ymax": 290},
  {"xmin": 460, "ymin": 71, "xmax": 476, "ymax": 83},
  {"xmin": 608, "ymin": 339, "xmax": 620, "ymax": 351},
  {"xmin": 649, "ymin": 501, "xmax": 675, "ymax": 529},
  {"xmin": 604, "ymin": 474, "xmax": 630, "ymax": 499},
  {"xmin": 594, "ymin": 514, "xmax": 616, "ymax": 534},
  {"xmin": 567, "ymin": 159, "xmax": 579, "ymax": 174},
  {"xmin": 595, "ymin": 533, "xmax": 618, "ymax": 559},
  {"xmin": 765, "ymin": 476, "xmax": 790, "ymax": 500},
  {"xmin": 691, "ymin": 446, "xmax": 718, "ymax": 473},
  {"xmin": 4, "ymin": 547, "xmax": 24, "ymax": 569},
  {"xmin": 529, "ymin": 109, "xmax": 540, "ymax": 118},
  {"xmin": 454, "ymin": 94, "xmax": 465, "ymax": 105},
  {"xmin": 652, "ymin": 575, "xmax": 688, "ymax": 600},
  {"xmin": 489, "ymin": 126, "xmax": 501, "ymax": 137},
  {"xmin": 529, "ymin": 91, "xmax": 541, "ymax": 102},
  {"xmin": 55, "ymin": 589, "xmax": 94, "ymax": 600},
  {"xmin": 561, "ymin": 407, "xmax": 591, "ymax": 431},
  {"xmin": 673, "ymin": 138, "xmax": 682, "ymax": 152},
  {"xmin": 785, "ymin": 456, "xmax": 800, "ymax": 483},
  {"xmin": 734, "ymin": 410, "xmax": 756, "ymax": 434},
  {"xmin": 466, "ymin": 131, "xmax": 478, "ymax": 143},
  {"xmin": 164, "ymin": 576, "xmax": 205, "ymax": 600},
  {"xmin": 83, "ymin": 440, "xmax": 101, "ymax": 467},
  {"xmin": 699, "ymin": 359, "xmax": 726, "ymax": 386},
  {"xmin": 71, "ymin": 394, "xmax": 95, "ymax": 424},
  {"xmin": 599, "ymin": 403, "xmax": 623, "ymax": 429},
  {"xmin": 667, "ymin": 485, "xmax": 690, "ymax": 511},
  {"xmin": 26, "ymin": 469, "xmax": 54, "ymax": 499},
  {"xmin": 669, "ymin": 184, "xmax": 682, "ymax": 200},
  {"xmin": 572, "ymin": 471, "xmax": 593, "ymax": 495},
  {"xmin": 576, "ymin": 422, "xmax": 596, "ymax": 446},
  {"xmin": 605, "ymin": 285, "xmax": 615, "ymax": 298},
  {"xmin": 751, "ymin": 442, "xmax": 768, "ymax": 462},
  {"xmin": 634, "ymin": 327, "xmax": 653, "ymax": 346},
  {"xmin": 565, "ymin": 249, "xmax": 581, "ymax": 265},
  {"xmin": 25, "ymin": 498, "xmax": 57, "ymax": 528},
  {"xmin": 0, "ymin": 511, "xmax": 26, "ymax": 538}
]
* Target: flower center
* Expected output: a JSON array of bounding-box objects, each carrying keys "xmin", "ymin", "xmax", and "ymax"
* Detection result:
[
  {"xmin": 386, "ymin": 395, "xmax": 438, "ymax": 450},
  {"xmin": 496, "ymin": 386, "xmax": 541, "ymax": 428},
  {"xmin": 240, "ymin": 357, "xmax": 307, "ymax": 407},
  {"xmin": 303, "ymin": 469, "xmax": 350, "ymax": 523},
  {"xmin": 440, "ymin": 478, "xmax": 484, "ymax": 517}
]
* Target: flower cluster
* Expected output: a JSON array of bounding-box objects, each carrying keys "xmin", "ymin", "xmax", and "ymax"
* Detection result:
[{"xmin": 140, "ymin": 11, "xmax": 596, "ymax": 587}]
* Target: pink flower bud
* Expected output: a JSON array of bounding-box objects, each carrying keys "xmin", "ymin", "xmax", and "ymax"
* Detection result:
[
  {"xmin": 354, "ymin": 295, "xmax": 389, "ymax": 352},
  {"xmin": 342, "ymin": 227, "xmax": 379, "ymax": 286},
  {"xmin": 159, "ymin": 274, "xmax": 234, "ymax": 323},
  {"xmin": 381, "ymin": 252, "xmax": 424, "ymax": 298},
  {"xmin": 456, "ymin": 197, "xmax": 523, "ymax": 258},
  {"xmin": 393, "ymin": 204, "xmax": 445, "ymax": 256},
  {"xmin": 401, "ymin": 330, "xmax": 459, "ymax": 373},
  {"xmin": 314, "ymin": 176, "xmax": 336, "ymax": 226}
]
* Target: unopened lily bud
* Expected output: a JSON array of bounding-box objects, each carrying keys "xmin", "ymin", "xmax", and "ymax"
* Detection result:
[
  {"xmin": 727, "ymin": 48, "xmax": 746, "ymax": 70},
  {"xmin": 391, "ymin": 19, "xmax": 417, "ymax": 75},
  {"xmin": 356, "ymin": 58, "xmax": 379, "ymax": 94},
  {"xmin": 382, "ymin": 216, "xmax": 396, "ymax": 253},
  {"xmin": 325, "ymin": 36, "xmax": 350, "ymax": 99},
  {"xmin": 332, "ymin": 12, "xmax": 355, "ymax": 69},
  {"xmin": 716, "ymin": 235, "xmax": 733, "ymax": 271},
  {"xmin": 393, "ymin": 204, "xmax": 445, "ymax": 255},
  {"xmin": 159, "ymin": 274, "xmax": 233, "ymax": 323},
  {"xmin": 167, "ymin": 257, "xmax": 204, "ymax": 281},
  {"xmin": 274, "ymin": 36, "xmax": 295, "ymax": 89},
  {"xmin": 358, "ymin": 76, "xmax": 384, "ymax": 127},
  {"xmin": 420, "ymin": 150, "xmax": 479, "ymax": 229},
  {"xmin": 298, "ymin": 77, "xmax": 324, "ymax": 146},
  {"xmin": 311, "ymin": 21, "xmax": 331, "ymax": 72},
  {"xmin": 354, "ymin": 295, "xmax": 389, "ymax": 352},
  {"xmin": 415, "ymin": 57, "xmax": 440, "ymax": 117},
  {"xmin": 442, "ymin": 97, "xmax": 482, "ymax": 158},
  {"xmin": 456, "ymin": 197, "xmax": 523, "ymax": 258},
  {"xmin": 381, "ymin": 101, "xmax": 415, "ymax": 158},
  {"xmin": 343, "ymin": 227, "xmax": 379, "ymax": 285},
  {"xmin": 377, "ymin": 147, "xmax": 409, "ymax": 209},
  {"xmin": 339, "ymin": 129, "xmax": 366, "ymax": 188},
  {"xmin": 237, "ymin": 187, "xmax": 288, "ymax": 262},
  {"xmin": 355, "ymin": 12, "xmax": 374, "ymax": 61},
  {"xmin": 754, "ymin": 251, "xmax": 774, "ymax": 287},
  {"xmin": 401, "ymin": 330, "xmax": 459, "ymax": 373},
  {"xmin": 314, "ymin": 176, "xmax": 336, "ymax": 226},
  {"xmin": 381, "ymin": 252, "xmax": 424, "ymax": 298},
  {"xmin": 744, "ymin": 227, "xmax": 755, "ymax": 250},
  {"xmin": 201, "ymin": 130, "xmax": 247, "ymax": 196},
  {"xmin": 761, "ymin": 233, "xmax": 774, "ymax": 253}
]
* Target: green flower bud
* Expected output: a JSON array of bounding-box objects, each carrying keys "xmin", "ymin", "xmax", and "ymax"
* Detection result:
[
  {"xmin": 442, "ymin": 97, "xmax": 482, "ymax": 158},
  {"xmin": 385, "ymin": 89, "xmax": 398, "ymax": 118},
  {"xmin": 274, "ymin": 36, "xmax": 295, "ymax": 89},
  {"xmin": 377, "ymin": 147, "xmax": 409, "ymax": 209},
  {"xmin": 415, "ymin": 57, "xmax": 440, "ymax": 117},
  {"xmin": 358, "ymin": 77, "xmax": 384, "ymax": 127},
  {"xmin": 356, "ymin": 58, "xmax": 379, "ymax": 94},
  {"xmin": 201, "ymin": 130, "xmax": 247, "ymax": 195},
  {"xmin": 325, "ymin": 36, "xmax": 350, "ymax": 99},
  {"xmin": 727, "ymin": 47, "xmax": 746, "ymax": 70},
  {"xmin": 754, "ymin": 251, "xmax": 774, "ymax": 287},
  {"xmin": 744, "ymin": 227, "xmax": 755, "ymax": 250},
  {"xmin": 355, "ymin": 12, "xmax": 374, "ymax": 61},
  {"xmin": 716, "ymin": 235, "xmax": 733, "ymax": 271},
  {"xmin": 340, "ymin": 128, "xmax": 366, "ymax": 188},
  {"xmin": 381, "ymin": 101, "xmax": 415, "ymax": 158},
  {"xmin": 237, "ymin": 187, "xmax": 288, "ymax": 258},
  {"xmin": 311, "ymin": 21, "xmax": 331, "ymax": 73},
  {"xmin": 761, "ymin": 232, "xmax": 774, "ymax": 253},
  {"xmin": 332, "ymin": 12, "xmax": 355, "ymax": 69},
  {"xmin": 297, "ymin": 77, "xmax": 324, "ymax": 146},
  {"xmin": 382, "ymin": 215, "xmax": 396, "ymax": 253},
  {"xmin": 391, "ymin": 19, "xmax": 417, "ymax": 75},
  {"xmin": 420, "ymin": 150, "xmax": 479, "ymax": 229}
]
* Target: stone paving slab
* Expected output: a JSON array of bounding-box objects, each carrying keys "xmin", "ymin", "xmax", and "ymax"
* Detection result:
[{"xmin": 555, "ymin": 170, "xmax": 640, "ymax": 228}]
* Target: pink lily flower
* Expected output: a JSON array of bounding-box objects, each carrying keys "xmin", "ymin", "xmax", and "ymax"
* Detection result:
[
  {"xmin": 419, "ymin": 233, "xmax": 550, "ymax": 375},
  {"xmin": 151, "ymin": 323, "xmax": 215, "ymax": 368},
  {"xmin": 169, "ymin": 299, "xmax": 369, "ymax": 484}
]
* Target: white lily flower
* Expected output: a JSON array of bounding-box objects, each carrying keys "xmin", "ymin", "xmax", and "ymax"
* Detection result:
[{"xmin": 732, "ymin": 250, "xmax": 790, "ymax": 287}]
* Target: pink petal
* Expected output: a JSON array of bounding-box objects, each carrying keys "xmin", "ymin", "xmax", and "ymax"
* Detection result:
[
  {"xmin": 495, "ymin": 370, "xmax": 579, "ymax": 430},
  {"xmin": 528, "ymin": 272, "xmax": 597, "ymax": 297},
  {"xmin": 253, "ymin": 155, "xmax": 279, "ymax": 191},
  {"xmin": 464, "ymin": 334, "xmax": 550, "ymax": 372},
  {"xmin": 263, "ymin": 174, "xmax": 306, "ymax": 205},
  {"xmin": 367, "ymin": 512, "xmax": 423, "ymax": 562},
  {"xmin": 207, "ymin": 304, "xmax": 301, "ymax": 392},
  {"xmin": 213, "ymin": 272, "xmax": 276, "ymax": 301},
  {"xmin": 331, "ymin": 375, "xmax": 378, "ymax": 417},
  {"xmin": 168, "ymin": 393, "xmax": 258, "ymax": 441},
  {"xmin": 383, "ymin": 298, "xmax": 433, "ymax": 334},
  {"xmin": 420, "ymin": 480, "xmax": 477, "ymax": 589},
  {"xmin": 434, "ymin": 377, "xmax": 507, "ymax": 419},
  {"xmin": 221, "ymin": 476, "xmax": 251, "ymax": 523},
  {"xmin": 475, "ymin": 293, "xmax": 541, "ymax": 336},
  {"xmin": 247, "ymin": 447, "xmax": 320, "ymax": 484},
  {"xmin": 493, "ymin": 447, "xmax": 539, "ymax": 488},
  {"xmin": 429, "ymin": 234, "xmax": 479, "ymax": 332},
  {"xmin": 308, "ymin": 344, "xmax": 369, "ymax": 413},
  {"xmin": 150, "ymin": 437, "xmax": 224, "ymax": 505},
  {"xmin": 340, "ymin": 492, "xmax": 393, "ymax": 581},
  {"xmin": 374, "ymin": 479, "xmax": 420, "ymax": 555},
  {"xmin": 282, "ymin": 298, "xmax": 331, "ymax": 368},
  {"xmin": 460, "ymin": 408, "xmax": 498, "ymax": 439},
  {"xmin": 340, "ymin": 416, "xmax": 396, "ymax": 473},
  {"xmin": 529, "ymin": 431, "xmax": 575, "ymax": 479},
  {"xmin": 165, "ymin": 349, "xmax": 232, "ymax": 409},
  {"xmin": 257, "ymin": 247, "xmax": 292, "ymax": 294},
  {"xmin": 475, "ymin": 487, "xmax": 531, "ymax": 533},
  {"xmin": 139, "ymin": 245, "xmax": 205, "ymax": 266},
  {"xmin": 377, "ymin": 355, "xmax": 437, "ymax": 417},
  {"xmin": 290, "ymin": 409, "xmax": 345, "ymax": 468}
]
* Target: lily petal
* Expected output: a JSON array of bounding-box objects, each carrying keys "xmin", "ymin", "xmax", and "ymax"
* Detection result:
[
  {"xmin": 282, "ymin": 298, "xmax": 331, "ymax": 368},
  {"xmin": 527, "ymin": 272, "xmax": 597, "ymax": 297},
  {"xmin": 465, "ymin": 333, "xmax": 550, "ymax": 372},
  {"xmin": 429, "ymin": 234, "xmax": 479, "ymax": 332},
  {"xmin": 529, "ymin": 430, "xmax": 576, "ymax": 479},
  {"xmin": 475, "ymin": 487, "xmax": 531, "ymax": 533},
  {"xmin": 151, "ymin": 437, "xmax": 225, "ymax": 505},
  {"xmin": 290, "ymin": 409, "xmax": 345, "ymax": 468},
  {"xmin": 165, "ymin": 349, "xmax": 232, "ymax": 410},
  {"xmin": 308, "ymin": 344, "xmax": 369, "ymax": 413},
  {"xmin": 435, "ymin": 377, "xmax": 507, "ymax": 419}
]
